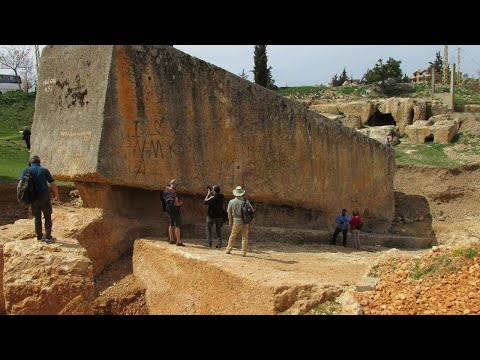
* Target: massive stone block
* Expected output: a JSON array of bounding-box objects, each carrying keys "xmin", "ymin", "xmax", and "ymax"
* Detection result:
[{"xmin": 32, "ymin": 45, "xmax": 395, "ymax": 229}]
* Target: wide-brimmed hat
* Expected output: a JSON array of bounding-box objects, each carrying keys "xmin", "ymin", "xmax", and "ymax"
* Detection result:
[{"xmin": 233, "ymin": 186, "xmax": 245, "ymax": 197}]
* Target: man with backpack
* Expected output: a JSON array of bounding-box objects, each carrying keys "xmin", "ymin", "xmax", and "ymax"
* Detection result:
[
  {"xmin": 18, "ymin": 155, "xmax": 60, "ymax": 243},
  {"xmin": 226, "ymin": 186, "xmax": 253, "ymax": 257},
  {"xmin": 163, "ymin": 179, "xmax": 185, "ymax": 246}
]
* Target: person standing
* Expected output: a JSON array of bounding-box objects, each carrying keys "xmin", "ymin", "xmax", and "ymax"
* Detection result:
[
  {"xmin": 18, "ymin": 155, "xmax": 60, "ymax": 243},
  {"xmin": 330, "ymin": 208, "xmax": 351, "ymax": 247},
  {"xmin": 226, "ymin": 186, "xmax": 251, "ymax": 257},
  {"xmin": 22, "ymin": 126, "xmax": 31, "ymax": 151},
  {"xmin": 163, "ymin": 179, "xmax": 185, "ymax": 246},
  {"xmin": 349, "ymin": 210, "xmax": 362, "ymax": 250},
  {"xmin": 204, "ymin": 185, "xmax": 225, "ymax": 248}
]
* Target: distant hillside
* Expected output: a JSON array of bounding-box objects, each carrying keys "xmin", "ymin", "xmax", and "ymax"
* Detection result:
[
  {"xmin": 0, "ymin": 91, "xmax": 35, "ymax": 182},
  {"xmin": 0, "ymin": 90, "xmax": 36, "ymax": 132},
  {"xmin": 276, "ymin": 83, "xmax": 480, "ymax": 105}
]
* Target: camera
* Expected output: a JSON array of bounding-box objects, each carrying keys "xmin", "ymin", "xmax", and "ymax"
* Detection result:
[{"xmin": 206, "ymin": 185, "xmax": 212, "ymax": 190}]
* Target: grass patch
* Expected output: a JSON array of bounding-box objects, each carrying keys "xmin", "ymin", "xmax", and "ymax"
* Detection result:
[
  {"xmin": 394, "ymin": 143, "xmax": 459, "ymax": 167},
  {"xmin": 276, "ymin": 86, "xmax": 327, "ymax": 99},
  {"xmin": 311, "ymin": 301, "xmax": 339, "ymax": 315},
  {"xmin": 0, "ymin": 129, "xmax": 30, "ymax": 183},
  {"xmin": 0, "ymin": 91, "xmax": 36, "ymax": 183},
  {"xmin": 409, "ymin": 255, "xmax": 453, "ymax": 280},
  {"xmin": 453, "ymin": 247, "xmax": 477, "ymax": 259},
  {"xmin": 0, "ymin": 90, "xmax": 35, "ymax": 130},
  {"xmin": 451, "ymin": 132, "xmax": 480, "ymax": 156}
]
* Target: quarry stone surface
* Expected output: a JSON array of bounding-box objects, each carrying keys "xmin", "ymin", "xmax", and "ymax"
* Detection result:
[
  {"xmin": 32, "ymin": 45, "xmax": 395, "ymax": 231},
  {"xmin": 2, "ymin": 239, "xmax": 94, "ymax": 314}
]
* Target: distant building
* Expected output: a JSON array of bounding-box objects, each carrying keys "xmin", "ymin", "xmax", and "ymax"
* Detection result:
[
  {"xmin": 0, "ymin": 74, "xmax": 21, "ymax": 94},
  {"xmin": 410, "ymin": 68, "xmax": 442, "ymax": 84}
]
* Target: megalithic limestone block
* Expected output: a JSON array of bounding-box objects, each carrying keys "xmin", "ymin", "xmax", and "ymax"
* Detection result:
[{"xmin": 32, "ymin": 45, "xmax": 395, "ymax": 230}]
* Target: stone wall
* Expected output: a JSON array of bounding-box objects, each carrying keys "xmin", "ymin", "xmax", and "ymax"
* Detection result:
[{"xmin": 32, "ymin": 45, "xmax": 395, "ymax": 230}]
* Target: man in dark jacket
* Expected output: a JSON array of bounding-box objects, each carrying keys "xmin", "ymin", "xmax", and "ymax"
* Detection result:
[
  {"xmin": 22, "ymin": 126, "xmax": 31, "ymax": 150},
  {"xmin": 18, "ymin": 155, "xmax": 60, "ymax": 243},
  {"xmin": 204, "ymin": 185, "xmax": 225, "ymax": 248}
]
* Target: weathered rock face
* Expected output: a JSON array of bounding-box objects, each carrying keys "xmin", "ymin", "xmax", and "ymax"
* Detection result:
[
  {"xmin": 404, "ymin": 120, "xmax": 458, "ymax": 144},
  {"xmin": 310, "ymin": 101, "xmax": 375, "ymax": 123},
  {"xmin": 3, "ymin": 240, "xmax": 94, "ymax": 314},
  {"xmin": 32, "ymin": 45, "xmax": 394, "ymax": 230},
  {"xmin": 357, "ymin": 126, "xmax": 398, "ymax": 145}
]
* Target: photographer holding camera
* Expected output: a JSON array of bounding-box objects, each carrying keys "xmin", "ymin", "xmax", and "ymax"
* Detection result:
[
  {"xmin": 330, "ymin": 208, "xmax": 351, "ymax": 247},
  {"xmin": 204, "ymin": 184, "xmax": 225, "ymax": 248}
]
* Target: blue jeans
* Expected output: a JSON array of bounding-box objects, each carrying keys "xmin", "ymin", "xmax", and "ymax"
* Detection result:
[{"xmin": 206, "ymin": 217, "xmax": 223, "ymax": 247}]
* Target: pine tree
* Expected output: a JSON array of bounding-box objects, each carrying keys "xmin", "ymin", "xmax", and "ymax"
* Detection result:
[
  {"xmin": 429, "ymin": 51, "xmax": 443, "ymax": 73},
  {"xmin": 253, "ymin": 45, "xmax": 269, "ymax": 88},
  {"xmin": 339, "ymin": 67, "xmax": 349, "ymax": 85}
]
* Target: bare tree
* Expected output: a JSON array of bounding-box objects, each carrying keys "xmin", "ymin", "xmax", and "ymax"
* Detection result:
[
  {"xmin": 0, "ymin": 45, "xmax": 33, "ymax": 90},
  {"xmin": 19, "ymin": 56, "xmax": 36, "ymax": 92}
]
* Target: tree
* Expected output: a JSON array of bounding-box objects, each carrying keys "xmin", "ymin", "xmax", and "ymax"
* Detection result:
[
  {"xmin": 330, "ymin": 67, "xmax": 349, "ymax": 87},
  {"xmin": 20, "ymin": 56, "xmax": 36, "ymax": 92},
  {"xmin": 253, "ymin": 45, "xmax": 275, "ymax": 89},
  {"xmin": 239, "ymin": 69, "xmax": 249, "ymax": 80},
  {"xmin": 330, "ymin": 74, "xmax": 340, "ymax": 86},
  {"xmin": 429, "ymin": 51, "xmax": 443, "ymax": 73},
  {"xmin": 338, "ymin": 67, "xmax": 349, "ymax": 85},
  {"xmin": 0, "ymin": 45, "xmax": 33, "ymax": 90},
  {"xmin": 267, "ymin": 66, "xmax": 277, "ymax": 90},
  {"xmin": 363, "ymin": 57, "xmax": 403, "ymax": 88}
]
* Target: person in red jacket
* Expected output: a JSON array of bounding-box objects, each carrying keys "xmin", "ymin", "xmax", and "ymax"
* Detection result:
[{"xmin": 349, "ymin": 210, "xmax": 362, "ymax": 250}]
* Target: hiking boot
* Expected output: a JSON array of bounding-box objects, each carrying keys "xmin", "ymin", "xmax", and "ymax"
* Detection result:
[
  {"xmin": 45, "ymin": 237, "xmax": 55, "ymax": 244},
  {"xmin": 37, "ymin": 236, "xmax": 45, "ymax": 242},
  {"xmin": 176, "ymin": 242, "xmax": 185, "ymax": 247}
]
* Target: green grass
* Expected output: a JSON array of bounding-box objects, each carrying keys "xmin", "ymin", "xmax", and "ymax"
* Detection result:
[
  {"xmin": 0, "ymin": 90, "xmax": 35, "ymax": 130},
  {"xmin": 0, "ymin": 129, "xmax": 31, "ymax": 183},
  {"xmin": 0, "ymin": 91, "xmax": 36, "ymax": 183},
  {"xmin": 453, "ymin": 247, "xmax": 478, "ymax": 259},
  {"xmin": 394, "ymin": 142, "xmax": 459, "ymax": 167},
  {"xmin": 276, "ymin": 85, "xmax": 327, "ymax": 98},
  {"xmin": 455, "ymin": 85, "xmax": 480, "ymax": 105},
  {"xmin": 311, "ymin": 301, "xmax": 339, "ymax": 315}
]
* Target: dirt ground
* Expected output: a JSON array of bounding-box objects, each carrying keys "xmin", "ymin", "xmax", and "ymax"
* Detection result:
[{"xmin": 1, "ymin": 138, "xmax": 479, "ymax": 314}]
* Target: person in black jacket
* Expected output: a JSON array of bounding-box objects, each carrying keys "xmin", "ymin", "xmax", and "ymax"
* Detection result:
[
  {"xmin": 204, "ymin": 184, "xmax": 225, "ymax": 248},
  {"xmin": 22, "ymin": 126, "xmax": 31, "ymax": 150}
]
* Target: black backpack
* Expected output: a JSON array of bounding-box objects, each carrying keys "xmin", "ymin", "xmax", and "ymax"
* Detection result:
[
  {"xmin": 164, "ymin": 189, "xmax": 176, "ymax": 215},
  {"xmin": 241, "ymin": 199, "xmax": 254, "ymax": 224},
  {"xmin": 17, "ymin": 169, "xmax": 36, "ymax": 204}
]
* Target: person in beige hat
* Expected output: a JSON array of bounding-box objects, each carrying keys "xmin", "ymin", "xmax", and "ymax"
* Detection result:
[{"xmin": 226, "ymin": 185, "xmax": 251, "ymax": 257}]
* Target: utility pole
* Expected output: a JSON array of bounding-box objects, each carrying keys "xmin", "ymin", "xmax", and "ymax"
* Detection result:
[
  {"xmin": 450, "ymin": 63, "xmax": 456, "ymax": 111},
  {"xmin": 431, "ymin": 66, "xmax": 435, "ymax": 94},
  {"xmin": 34, "ymin": 45, "xmax": 40, "ymax": 75},
  {"xmin": 457, "ymin": 47, "xmax": 461, "ymax": 84},
  {"xmin": 443, "ymin": 45, "xmax": 449, "ymax": 85}
]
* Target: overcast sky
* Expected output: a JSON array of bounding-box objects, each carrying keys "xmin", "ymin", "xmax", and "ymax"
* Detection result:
[
  {"xmin": 174, "ymin": 45, "xmax": 480, "ymax": 86},
  {"xmin": 8, "ymin": 45, "xmax": 480, "ymax": 87}
]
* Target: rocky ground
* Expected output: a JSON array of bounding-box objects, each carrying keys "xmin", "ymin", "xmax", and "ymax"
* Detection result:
[
  {"xmin": 1, "ymin": 153, "xmax": 479, "ymax": 314},
  {"xmin": 354, "ymin": 244, "xmax": 480, "ymax": 315}
]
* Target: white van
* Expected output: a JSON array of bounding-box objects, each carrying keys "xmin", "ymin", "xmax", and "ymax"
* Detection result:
[{"xmin": 0, "ymin": 74, "xmax": 21, "ymax": 94}]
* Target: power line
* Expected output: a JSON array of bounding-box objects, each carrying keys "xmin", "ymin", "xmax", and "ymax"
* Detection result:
[{"xmin": 459, "ymin": 48, "xmax": 480, "ymax": 68}]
